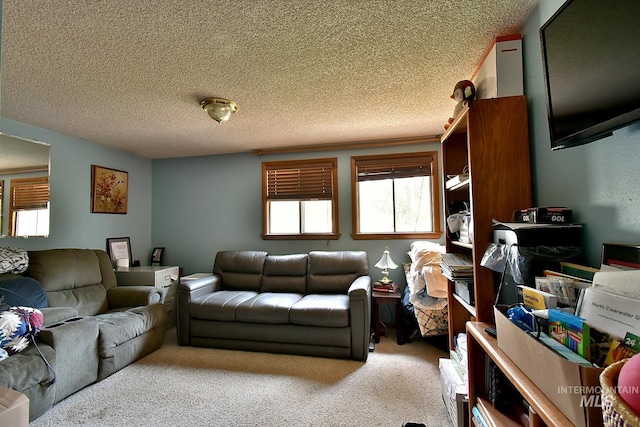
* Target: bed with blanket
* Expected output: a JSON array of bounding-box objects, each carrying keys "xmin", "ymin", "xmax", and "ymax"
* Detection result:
[{"xmin": 401, "ymin": 241, "xmax": 448, "ymax": 338}]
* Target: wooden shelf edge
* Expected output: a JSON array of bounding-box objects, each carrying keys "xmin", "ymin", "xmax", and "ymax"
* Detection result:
[
  {"xmin": 476, "ymin": 397, "xmax": 522, "ymax": 427},
  {"xmin": 451, "ymin": 240, "xmax": 473, "ymax": 250},
  {"xmin": 452, "ymin": 293, "xmax": 476, "ymax": 317},
  {"xmin": 466, "ymin": 322, "xmax": 573, "ymax": 427}
]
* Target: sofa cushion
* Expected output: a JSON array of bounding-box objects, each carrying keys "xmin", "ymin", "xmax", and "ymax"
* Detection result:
[
  {"xmin": 190, "ymin": 290, "xmax": 258, "ymax": 321},
  {"xmin": 213, "ymin": 251, "xmax": 267, "ymax": 291},
  {"xmin": 307, "ymin": 251, "xmax": 369, "ymax": 294},
  {"xmin": 290, "ymin": 294, "xmax": 350, "ymax": 327},
  {"xmin": 26, "ymin": 249, "xmax": 104, "ymax": 292},
  {"xmin": 0, "ymin": 277, "xmax": 48, "ymax": 308},
  {"xmin": 26, "ymin": 249, "xmax": 110, "ymax": 315},
  {"xmin": 236, "ymin": 292, "xmax": 303, "ymax": 324},
  {"xmin": 261, "ymin": 254, "xmax": 308, "ymax": 293},
  {"xmin": 94, "ymin": 303, "xmax": 166, "ymax": 358},
  {"xmin": 0, "ymin": 342, "xmax": 56, "ymax": 392}
]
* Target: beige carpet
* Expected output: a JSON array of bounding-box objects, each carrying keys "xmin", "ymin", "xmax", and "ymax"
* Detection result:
[{"xmin": 31, "ymin": 329, "xmax": 451, "ymax": 427}]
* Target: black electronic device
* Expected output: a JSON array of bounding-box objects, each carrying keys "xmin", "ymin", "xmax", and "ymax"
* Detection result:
[
  {"xmin": 484, "ymin": 327, "xmax": 497, "ymax": 338},
  {"xmin": 492, "ymin": 223, "xmax": 583, "ymax": 305},
  {"xmin": 540, "ymin": 0, "xmax": 640, "ymax": 150}
]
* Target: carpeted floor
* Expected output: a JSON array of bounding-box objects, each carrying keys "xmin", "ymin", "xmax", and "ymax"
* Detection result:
[{"xmin": 31, "ymin": 328, "xmax": 451, "ymax": 427}]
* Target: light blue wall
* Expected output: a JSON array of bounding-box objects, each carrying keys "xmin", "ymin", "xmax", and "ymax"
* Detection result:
[
  {"xmin": 151, "ymin": 143, "xmax": 444, "ymax": 280},
  {"xmin": 0, "ymin": 118, "xmax": 154, "ymax": 263},
  {"xmin": 522, "ymin": 0, "xmax": 640, "ymax": 266}
]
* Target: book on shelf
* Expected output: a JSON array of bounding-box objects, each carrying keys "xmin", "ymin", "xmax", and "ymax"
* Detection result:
[
  {"xmin": 576, "ymin": 285, "xmax": 640, "ymax": 340},
  {"xmin": 559, "ymin": 262, "xmax": 599, "ymax": 282},
  {"xmin": 534, "ymin": 276, "xmax": 576, "ymax": 308},
  {"xmin": 472, "ymin": 405, "xmax": 489, "ymax": 427},
  {"xmin": 441, "ymin": 253, "xmax": 474, "ymax": 280},
  {"xmin": 539, "ymin": 270, "xmax": 592, "ymax": 308},
  {"xmin": 517, "ymin": 285, "xmax": 557, "ymax": 310}
]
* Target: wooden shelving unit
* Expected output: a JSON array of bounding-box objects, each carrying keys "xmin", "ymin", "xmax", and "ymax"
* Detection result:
[
  {"xmin": 466, "ymin": 322, "xmax": 574, "ymax": 427},
  {"xmin": 441, "ymin": 95, "xmax": 534, "ymax": 425},
  {"xmin": 441, "ymin": 95, "xmax": 532, "ymax": 349}
]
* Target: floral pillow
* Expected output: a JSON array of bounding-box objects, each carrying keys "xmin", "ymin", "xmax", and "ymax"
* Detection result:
[{"xmin": 0, "ymin": 306, "xmax": 44, "ymax": 356}]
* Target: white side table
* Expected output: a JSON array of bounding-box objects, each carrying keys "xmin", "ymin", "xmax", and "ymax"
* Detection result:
[{"xmin": 115, "ymin": 266, "xmax": 180, "ymax": 328}]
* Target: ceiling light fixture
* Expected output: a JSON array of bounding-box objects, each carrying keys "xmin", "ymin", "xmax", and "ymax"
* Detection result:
[{"xmin": 200, "ymin": 97, "xmax": 238, "ymax": 123}]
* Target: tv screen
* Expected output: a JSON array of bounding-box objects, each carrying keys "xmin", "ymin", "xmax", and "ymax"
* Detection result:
[{"xmin": 540, "ymin": 0, "xmax": 640, "ymax": 150}]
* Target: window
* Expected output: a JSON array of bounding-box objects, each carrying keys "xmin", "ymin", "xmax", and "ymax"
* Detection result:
[
  {"xmin": 9, "ymin": 177, "xmax": 50, "ymax": 237},
  {"xmin": 351, "ymin": 152, "xmax": 441, "ymax": 239},
  {"xmin": 262, "ymin": 158, "xmax": 339, "ymax": 240}
]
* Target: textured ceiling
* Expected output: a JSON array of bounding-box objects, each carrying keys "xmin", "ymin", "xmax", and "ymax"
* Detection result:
[{"xmin": 0, "ymin": 0, "xmax": 538, "ymax": 159}]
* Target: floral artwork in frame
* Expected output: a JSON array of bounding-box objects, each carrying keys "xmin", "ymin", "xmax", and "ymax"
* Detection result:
[{"xmin": 91, "ymin": 165, "xmax": 128, "ymax": 214}]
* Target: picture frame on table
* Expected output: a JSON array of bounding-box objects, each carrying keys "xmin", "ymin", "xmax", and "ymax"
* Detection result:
[
  {"xmin": 106, "ymin": 237, "xmax": 132, "ymax": 268},
  {"xmin": 151, "ymin": 247, "xmax": 165, "ymax": 266}
]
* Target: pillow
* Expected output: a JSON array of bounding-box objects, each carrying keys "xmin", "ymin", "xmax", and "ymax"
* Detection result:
[
  {"xmin": 0, "ymin": 306, "xmax": 44, "ymax": 355},
  {"xmin": 0, "ymin": 247, "xmax": 29, "ymax": 274},
  {"xmin": 0, "ymin": 277, "xmax": 48, "ymax": 308},
  {"xmin": 407, "ymin": 241, "xmax": 445, "ymax": 278}
]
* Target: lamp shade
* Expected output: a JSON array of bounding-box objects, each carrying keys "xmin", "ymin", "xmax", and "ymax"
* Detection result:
[{"xmin": 374, "ymin": 248, "xmax": 398, "ymax": 270}]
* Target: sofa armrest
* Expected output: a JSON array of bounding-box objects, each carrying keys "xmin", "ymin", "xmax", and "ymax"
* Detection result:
[
  {"xmin": 38, "ymin": 316, "xmax": 99, "ymax": 402},
  {"xmin": 178, "ymin": 275, "xmax": 219, "ymax": 294},
  {"xmin": 348, "ymin": 275, "xmax": 371, "ymax": 361},
  {"xmin": 106, "ymin": 286, "xmax": 162, "ymax": 309},
  {"xmin": 348, "ymin": 275, "xmax": 370, "ymax": 297},
  {"xmin": 176, "ymin": 275, "xmax": 219, "ymax": 345},
  {"xmin": 40, "ymin": 307, "xmax": 79, "ymax": 327}
]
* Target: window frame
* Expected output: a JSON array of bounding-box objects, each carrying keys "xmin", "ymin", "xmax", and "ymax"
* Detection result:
[
  {"xmin": 351, "ymin": 151, "xmax": 442, "ymax": 240},
  {"xmin": 262, "ymin": 157, "xmax": 340, "ymax": 240},
  {"xmin": 9, "ymin": 176, "xmax": 50, "ymax": 237}
]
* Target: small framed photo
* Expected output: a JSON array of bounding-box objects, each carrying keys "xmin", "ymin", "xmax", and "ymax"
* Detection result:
[
  {"xmin": 106, "ymin": 237, "xmax": 132, "ymax": 268},
  {"xmin": 151, "ymin": 247, "xmax": 165, "ymax": 266}
]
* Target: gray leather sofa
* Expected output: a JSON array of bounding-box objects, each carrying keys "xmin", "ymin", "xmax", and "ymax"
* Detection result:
[
  {"xmin": 177, "ymin": 250, "xmax": 371, "ymax": 361},
  {"xmin": 0, "ymin": 248, "xmax": 167, "ymax": 421}
]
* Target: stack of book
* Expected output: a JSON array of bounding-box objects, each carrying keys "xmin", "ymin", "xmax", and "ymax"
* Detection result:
[
  {"xmin": 373, "ymin": 281, "xmax": 398, "ymax": 293},
  {"xmin": 440, "ymin": 253, "xmax": 473, "ymax": 281}
]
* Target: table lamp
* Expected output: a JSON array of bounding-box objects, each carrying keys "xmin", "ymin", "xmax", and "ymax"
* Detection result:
[{"xmin": 374, "ymin": 247, "xmax": 398, "ymax": 284}]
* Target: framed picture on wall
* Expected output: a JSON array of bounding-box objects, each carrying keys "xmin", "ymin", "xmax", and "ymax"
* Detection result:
[
  {"xmin": 107, "ymin": 237, "xmax": 132, "ymax": 268},
  {"xmin": 91, "ymin": 165, "xmax": 128, "ymax": 214}
]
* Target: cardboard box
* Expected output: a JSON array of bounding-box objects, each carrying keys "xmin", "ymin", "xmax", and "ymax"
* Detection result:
[
  {"xmin": 439, "ymin": 358, "xmax": 469, "ymax": 427},
  {"xmin": 494, "ymin": 307, "xmax": 603, "ymax": 427}
]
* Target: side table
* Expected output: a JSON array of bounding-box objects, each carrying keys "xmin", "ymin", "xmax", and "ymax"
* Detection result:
[{"xmin": 372, "ymin": 289, "xmax": 404, "ymax": 345}]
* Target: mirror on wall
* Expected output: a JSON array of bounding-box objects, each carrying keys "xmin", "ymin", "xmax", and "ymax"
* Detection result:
[{"xmin": 0, "ymin": 133, "xmax": 50, "ymax": 238}]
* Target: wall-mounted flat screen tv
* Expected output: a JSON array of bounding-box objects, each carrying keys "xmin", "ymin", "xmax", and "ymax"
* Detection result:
[{"xmin": 540, "ymin": 0, "xmax": 640, "ymax": 150}]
